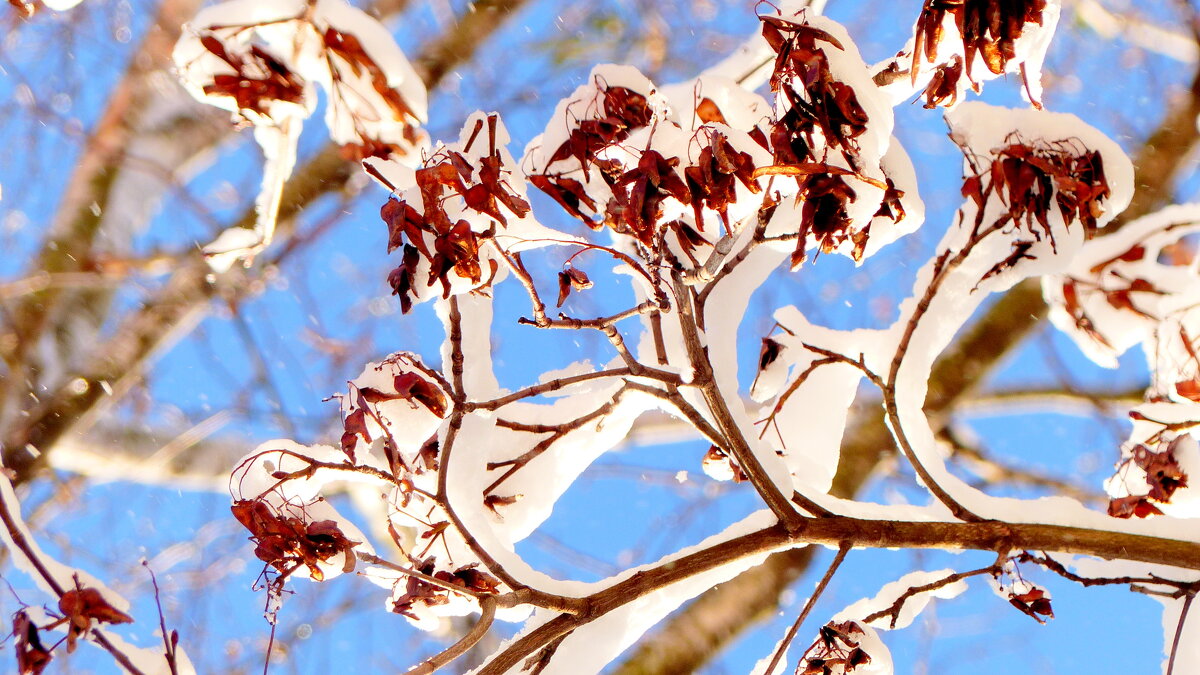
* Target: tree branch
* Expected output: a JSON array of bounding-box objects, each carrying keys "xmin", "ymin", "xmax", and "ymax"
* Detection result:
[
  {"xmin": 487, "ymin": 516, "xmax": 1200, "ymax": 674},
  {"xmin": 614, "ymin": 49, "xmax": 1200, "ymax": 675}
]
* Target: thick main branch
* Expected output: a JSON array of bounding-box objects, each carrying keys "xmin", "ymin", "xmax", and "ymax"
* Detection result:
[{"xmin": 485, "ymin": 516, "xmax": 1200, "ymax": 674}]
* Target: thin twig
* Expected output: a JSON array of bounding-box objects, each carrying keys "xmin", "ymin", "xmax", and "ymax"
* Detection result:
[
  {"xmin": 761, "ymin": 542, "xmax": 850, "ymax": 675},
  {"xmin": 432, "ymin": 298, "xmax": 586, "ymax": 615},
  {"xmin": 143, "ymin": 562, "xmax": 180, "ymax": 675},
  {"xmin": 466, "ymin": 366, "xmax": 681, "ymax": 411},
  {"xmin": 1017, "ymin": 551, "xmax": 1199, "ymax": 594},
  {"xmin": 406, "ymin": 596, "xmax": 497, "ymax": 675},
  {"xmin": 861, "ymin": 563, "xmax": 1000, "ymax": 629},
  {"xmin": 357, "ymin": 552, "xmax": 483, "ymax": 598},
  {"xmin": 483, "ymin": 385, "xmax": 634, "ymax": 495},
  {"xmin": 1167, "ymin": 591, "xmax": 1196, "ymax": 675}
]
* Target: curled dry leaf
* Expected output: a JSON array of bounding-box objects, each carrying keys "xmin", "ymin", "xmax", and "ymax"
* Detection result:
[
  {"xmin": 483, "ymin": 493, "xmax": 522, "ymax": 519},
  {"xmin": 58, "ymin": 585, "xmax": 134, "ymax": 653},
  {"xmin": 1135, "ymin": 441, "xmax": 1189, "ymax": 503},
  {"xmin": 759, "ymin": 336, "xmax": 784, "ymax": 371},
  {"xmin": 695, "ymin": 97, "xmax": 728, "ymax": 125},
  {"xmin": 1007, "ymin": 587, "xmax": 1054, "ymax": 624},
  {"xmin": 702, "ymin": 445, "xmax": 748, "ymax": 483},
  {"xmin": 13, "ymin": 611, "xmax": 52, "ymax": 675},
  {"xmin": 556, "ymin": 267, "xmax": 593, "ymax": 308},
  {"xmin": 1107, "ymin": 494, "xmax": 1164, "ymax": 519},
  {"xmin": 921, "ymin": 55, "xmax": 965, "ymax": 109},
  {"xmin": 791, "ymin": 174, "xmax": 859, "ymax": 267},
  {"xmin": 545, "ymin": 85, "xmax": 653, "ymax": 169},
  {"xmin": 1106, "ymin": 432, "xmax": 1191, "ymax": 519}
]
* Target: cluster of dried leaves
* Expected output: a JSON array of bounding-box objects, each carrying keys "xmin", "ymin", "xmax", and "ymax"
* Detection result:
[
  {"xmin": 231, "ymin": 498, "xmax": 360, "ymax": 582},
  {"xmin": 381, "ymin": 115, "xmax": 529, "ymax": 312},
  {"xmin": 764, "ymin": 20, "xmax": 866, "ymax": 165},
  {"xmin": 338, "ymin": 356, "xmax": 448, "ymax": 467},
  {"xmin": 321, "ymin": 25, "xmax": 424, "ymax": 160},
  {"xmin": 912, "ymin": 0, "xmax": 1049, "ymax": 107},
  {"xmin": 528, "ymin": 80, "xmax": 738, "ymax": 262},
  {"xmin": 525, "ymin": 10, "xmax": 905, "ymax": 277},
  {"xmin": 1108, "ymin": 436, "xmax": 1190, "ymax": 519},
  {"xmin": 528, "ymin": 84, "xmax": 653, "ymax": 225},
  {"xmin": 797, "ymin": 621, "xmax": 873, "ymax": 675},
  {"xmin": 183, "ymin": 4, "xmax": 424, "ymax": 161},
  {"xmin": 391, "ymin": 561, "xmax": 500, "ymax": 622},
  {"xmin": 760, "ymin": 17, "xmax": 898, "ymax": 266},
  {"xmin": 961, "ymin": 137, "xmax": 1111, "ymax": 284},
  {"xmin": 198, "ymin": 35, "xmax": 308, "ymax": 116}
]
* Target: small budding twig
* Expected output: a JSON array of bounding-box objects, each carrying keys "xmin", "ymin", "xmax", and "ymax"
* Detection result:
[
  {"xmin": 1017, "ymin": 551, "xmax": 1200, "ymax": 594},
  {"xmin": 144, "ymin": 562, "xmax": 181, "ymax": 675},
  {"xmin": 860, "ymin": 560, "xmax": 1002, "ymax": 629},
  {"xmin": 483, "ymin": 384, "xmax": 634, "ymax": 495}
]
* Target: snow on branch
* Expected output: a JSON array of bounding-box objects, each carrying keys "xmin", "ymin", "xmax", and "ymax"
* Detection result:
[{"xmin": 173, "ymin": 0, "xmax": 427, "ymax": 271}]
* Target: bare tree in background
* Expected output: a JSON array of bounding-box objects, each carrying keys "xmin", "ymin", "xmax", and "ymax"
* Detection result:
[{"xmin": 4, "ymin": 1, "xmax": 1200, "ymax": 674}]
